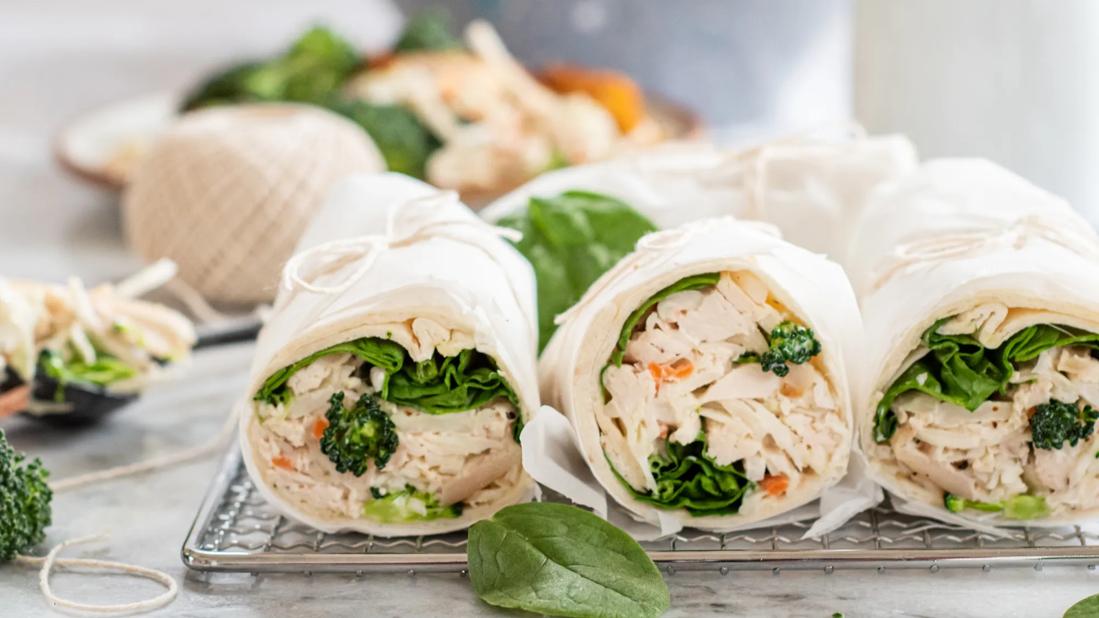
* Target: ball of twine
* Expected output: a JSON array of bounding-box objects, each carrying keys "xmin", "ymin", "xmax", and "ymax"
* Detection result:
[{"xmin": 123, "ymin": 104, "xmax": 385, "ymax": 306}]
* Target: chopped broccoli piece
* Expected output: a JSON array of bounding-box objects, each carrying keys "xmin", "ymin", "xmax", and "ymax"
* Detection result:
[
  {"xmin": 943, "ymin": 493, "xmax": 1050, "ymax": 520},
  {"xmin": 319, "ymin": 392, "xmax": 399, "ymax": 476},
  {"xmin": 1031, "ymin": 399, "xmax": 1099, "ymax": 450},
  {"xmin": 742, "ymin": 321, "xmax": 822, "ymax": 377},
  {"xmin": 363, "ymin": 484, "xmax": 462, "ymax": 523},
  {"xmin": 394, "ymin": 10, "xmax": 462, "ymax": 52},
  {"xmin": 181, "ymin": 25, "xmax": 360, "ymax": 110},
  {"xmin": 0, "ymin": 429, "xmax": 52, "ymax": 560},
  {"xmin": 326, "ymin": 100, "xmax": 441, "ymax": 179}
]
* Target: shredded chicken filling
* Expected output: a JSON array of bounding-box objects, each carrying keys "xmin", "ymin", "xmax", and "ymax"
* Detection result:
[
  {"xmin": 252, "ymin": 347, "xmax": 522, "ymax": 523},
  {"xmin": 600, "ymin": 271, "xmax": 843, "ymax": 512},
  {"xmin": 878, "ymin": 306, "xmax": 1099, "ymax": 515}
]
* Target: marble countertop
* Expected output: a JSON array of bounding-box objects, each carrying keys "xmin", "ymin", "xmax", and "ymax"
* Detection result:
[{"xmin": 2, "ymin": 2, "xmax": 1098, "ymax": 616}]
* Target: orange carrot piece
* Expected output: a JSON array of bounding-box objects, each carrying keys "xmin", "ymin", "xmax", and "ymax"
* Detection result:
[
  {"xmin": 538, "ymin": 63, "xmax": 646, "ymax": 132},
  {"xmin": 665, "ymin": 358, "xmax": 694, "ymax": 380},
  {"xmin": 271, "ymin": 455, "xmax": 294, "ymax": 470},
  {"xmin": 759, "ymin": 474, "xmax": 789, "ymax": 497},
  {"xmin": 312, "ymin": 417, "xmax": 329, "ymax": 439},
  {"xmin": 648, "ymin": 362, "xmax": 665, "ymax": 381}
]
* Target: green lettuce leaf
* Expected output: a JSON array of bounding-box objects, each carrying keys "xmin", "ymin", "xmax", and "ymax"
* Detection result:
[
  {"xmin": 362, "ymin": 485, "xmax": 461, "ymax": 523},
  {"xmin": 254, "ymin": 337, "xmax": 517, "ymax": 416},
  {"xmin": 874, "ymin": 323, "xmax": 1099, "ymax": 443},
  {"xmin": 498, "ymin": 191, "xmax": 658, "ymax": 352},
  {"xmin": 467, "ymin": 502, "xmax": 669, "ymax": 618},
  {"xmin": 610, "ymin": 433, "xmax": 753, "ymax": 517}
]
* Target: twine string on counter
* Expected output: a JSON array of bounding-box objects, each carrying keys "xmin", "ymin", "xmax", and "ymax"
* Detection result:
[{"xmin": 15, "ymin": 535, "xmax": 178, "ymax": 615}]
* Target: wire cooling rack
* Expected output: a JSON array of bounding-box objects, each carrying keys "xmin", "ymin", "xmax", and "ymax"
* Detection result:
[{"xmin": 182, "ymin": 446, "xmax": 1099, "ymax": 574}]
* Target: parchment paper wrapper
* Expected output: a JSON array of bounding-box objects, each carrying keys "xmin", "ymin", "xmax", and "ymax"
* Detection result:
[
  {"xmin": 850, "ymin": 158, "xmax": 1099, "ymax": 534},
  {"xmin": 238, "ymin": 173, "xmax": 539, "ymax": 536},
  {"xmin": 521, "ymin": 216, "xmax": 876, "ymax": 538},
  {"xmin": 480, "ymin": 132, "xmax": 917, "ymax": 263}
]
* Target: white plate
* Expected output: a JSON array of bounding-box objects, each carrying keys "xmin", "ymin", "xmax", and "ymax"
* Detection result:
[{"xmin": 55, "ymin": 91, "xmax": 180, "ymax": 189}]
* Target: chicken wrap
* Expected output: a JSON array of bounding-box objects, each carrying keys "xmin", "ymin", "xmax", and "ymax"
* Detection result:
[
  {"xmin": 239, "ymin": 173, "xmax": 538, "ymax": 536},
  {"xmin": 0, "ymin": 273, "xmax": 195, "ymax": 417},
  {"xmin": 851, "ymin": 159, "xmax": 1099, "ymax": 528},
  {"xmin": 537, "ymin": 216, "xmax": 860, "ymax": 531}
]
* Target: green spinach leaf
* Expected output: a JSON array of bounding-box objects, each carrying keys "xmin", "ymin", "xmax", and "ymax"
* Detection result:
[
  {"xmin": 467, "ymin": 502, "xmax": 669, "ymax": 618},
  {"xmin": 254, "ymin": 337, "xmax": 517, "ymax": 416},
  {"xmin": 1065, "ymin": 593, "xmax": 1099, "ymax": 618},
  {"xmin": 609, "ymin": 433, "xmax": 753, "ymax": 517},
  {"xmin": 874, "ymin": 323, "xmax": 1099, "ymax": 443},
  {"xmin": 498, "ymin": 191, "xmax": 658, "ymax": 352}
]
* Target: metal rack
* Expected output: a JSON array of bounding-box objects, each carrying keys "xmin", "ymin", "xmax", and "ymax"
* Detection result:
[{"xmin": 182, "ymin": 447, "xmax": 1099, "ymax": 574}]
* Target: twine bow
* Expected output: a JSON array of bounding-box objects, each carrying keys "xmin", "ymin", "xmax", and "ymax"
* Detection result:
[
  {"xmin": 281, "ymin": 191, "xmax": 522, "ymax": 299},
  {"xmin": 866, "ymin": 213, "xmax": 1099, "ymax": 294}
]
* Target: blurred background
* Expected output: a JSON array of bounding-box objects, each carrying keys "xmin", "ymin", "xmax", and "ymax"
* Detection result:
[{"xmin": 2, "ymin": 0, "xmax": 1095, "ymax": 285}]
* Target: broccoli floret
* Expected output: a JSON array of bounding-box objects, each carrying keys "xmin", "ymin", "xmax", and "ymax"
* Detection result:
[
  {"xmin": 394, "ymin": 10, "xmax": 462, "ymax": 52},
  {"xmin": 319, "ymin": 392, "xmax": 398, "ymax": 476},
  {"xmin": 750, "ymin": 321, "xmax": 822, "ymax": 377},
  {"xmin": 0, "ymin": 429, "xmax": 52, "ymax": 560},
  {"xmin": 326, "ymin": 100, "xmax": 440, "ymax": 178},
  {"xmin": 943, "ymin": 493, "xmax": 1049, "ymax": 520},
  {"xmin": 1031, "ymin": 399, "xmax": 1099, "ymax": 450}
]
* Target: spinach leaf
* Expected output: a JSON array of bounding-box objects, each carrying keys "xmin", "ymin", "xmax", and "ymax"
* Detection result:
[
  {"xmin": 394, "ymin": 10, "xmax": 461, "ymax": 52},
  {"xmin": 609, "ymin": 433, "xmax": 753, "ymax": 517},
  {"xmin": 254, "ymin": 337, "xmax": 517, "ymax": 415},
  {"xmin": 386, "ymin": 348, "xmax": 518, "ymax": 414},
  {"xmin": 607, "ymin": 273, "xmax": 720, "ymax": 368},
  {"xmin": 1065, "ymin": 593, "xmax": 1099, "ymax": 618},
  {"xmin": 498, "ymin": 191, "xmax": 658, "ymax": 352},
  {"xmin": 874, "ymin": 323, "xmax": 1099, "ymax": 443},
  {"xmin": 326, "ymin": 99, "xmax": 441, "ymax": 179},
  {"xmin": 467, "ymin": 502, "xmax": 669, "ymax": 618},
  {"xmin": 255, "ymin": 338, "xmax": 404, "ymax": 406},
  {"xmin": 182, "ymin": 26, "xmax": 360, "ymax": 110}
]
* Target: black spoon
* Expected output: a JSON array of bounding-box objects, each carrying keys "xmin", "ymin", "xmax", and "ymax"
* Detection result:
[{"xmin": 10, "ymin": 316, "xmax": 262, "ymax": 427}]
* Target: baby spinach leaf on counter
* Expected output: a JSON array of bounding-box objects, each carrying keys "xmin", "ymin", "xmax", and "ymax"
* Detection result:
[
  {"xmin": 255, "ymin": 338, "xmax": 405, "ymax": 406},
  {"xmin": 467, "ymin": 502, "xmax": 669, "ymax": 618},
  {"xmin": 363, "ymin": 485, "xmax": 461, "ymax": 523},
  {"xmin": 320, "ymin": 392, "xmax": 399, "ymax": 475},
  {"xmin": 394, "ymin": 9, "xmax": 462, "ymax": 52},
  {"xmin": 325, "ymin": 99, "xmax": 441, "ymax": 179},
  {"xmin": 1031, "ymin": 399, "xmax": 1099, "ymax": 450},
  {"xmin": 1065, "ymin": 593, "xmax": 1099, "ymax": 618},
  {"xmin": 609, "ymin": 432, "xmax": 753, "ymax": 517},
  {"xmin": 182, "ymin": 26, "xmax": 360, "ymax": 110},
  {"xmin": 0, "ymin": 429, "xmax": 52, "ymax": 561},
  {"xmin": 498, "ymin": 191, "xmax": 658, "ymax": 352},
  {"xmin": 873, "ymin": 322, "xmax": 1099, "ymax": 443},
  {"xmin": 385, "ymin": 348, "xmax": 518, "ymax": 414},
  {"xmin": 607, "ymin": 273, "xmax": 720, "ymax": 367}
]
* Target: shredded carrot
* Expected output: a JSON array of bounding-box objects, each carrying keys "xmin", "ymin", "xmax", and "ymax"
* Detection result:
[
  {"xmin": 271, "ymin": 455, "xmax": 294, "ymax": 470},
  {"xmin": 648, "ymin": 359, "xmax": 694, "ymax": 383},
  {"xmin": 538, "ymin": 63, "xmax": 646, "ymax": 132},
  {"xmin": 780, "ymin": 383, "xmax": 803, "ymax": 398},
  {"xmin": 312, "ymin": 417, "xmax": 329, "ymax": 439},
  {"xmin": 759, "ymin": 474, "xmax": 789, "ymax": 497}
]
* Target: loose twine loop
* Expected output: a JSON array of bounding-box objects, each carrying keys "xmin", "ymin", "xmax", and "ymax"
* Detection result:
[{"xmin": 865, "ymin": 213, "xmax": 1099, "ymax": 294}]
